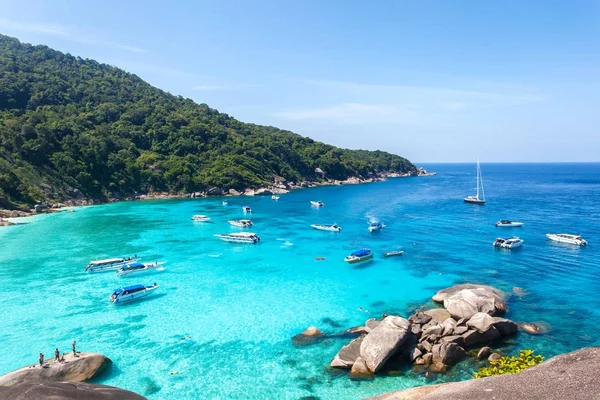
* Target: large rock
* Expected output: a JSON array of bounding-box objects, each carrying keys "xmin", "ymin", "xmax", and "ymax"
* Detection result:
[
  {"xmin": 443, "ymin": 288, "xmax": 507, "ymax": 319},
  {"xmin": 360, "ymin": 316, "xmax": 411, "ymax": 372},
  {"xmin": 493, "ymin": 317, "xmax": 518, "ymax": 336},
  {"xmin": 205, "ymin": 187, "xmax": 223, "ymax": 196},
  {"xmin": 349, "ymin": 357, "xmax": 373, "ymax": 381},
  {"xmin": 367, "ymin": 347, "xmax": 600, "ymax": 400},
  {"xmin": 432, "ymin": 284, "xmax": 505, "ymax": 303},
  {"xmin": 423, "ymin": 309, "xmax": 451, "ymax": 323},
  {"xmin": 0, "ymin": 381, "xmax": 145, "ymax": 400},
  {"xmin": 330, "ymin": 336, "xmax": 365, "ymax": 368},
  {"xmin": 228, "ymin": 188, "xmax": 242, "ymax": 196},
  {"xmin": 431, "ymin": 342, "xmax": 466, "ymax": 366},
  {"xmin": 255, "ymin": 188, "xmax": 274, "ymax": 196},
  {"xmin": 466, "ymin": 312, "xmax": 496, "ymax": 333},
  {"xmin": 477, "ymin": 346, "xmax": 492, "ymax": 360},
  {"xmin": 302, "ymin": 326, "xmax": 322, "ymax": 337},
  {"xmin": 461, "ymin": 326, "xmax": 501, "ymax": 348},
  {"xmin": 421, "ymin": 325, "xmax": 444, "ymax": 338},
  {"xmin": 366, "ymin": 318, "xmax": 381, "ymax": 331},
  {"xmin": 0, "ymin": 353, "xmax": 111, "ymax": 387}
]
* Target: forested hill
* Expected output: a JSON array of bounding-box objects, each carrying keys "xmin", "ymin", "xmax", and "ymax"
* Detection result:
[{"xmin": 0, "ymin": 34, "xmax": 416, "ymax": 208}]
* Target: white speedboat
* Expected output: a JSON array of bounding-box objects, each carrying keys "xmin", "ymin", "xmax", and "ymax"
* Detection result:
[
  {"xmin": 496, "ymin": 220, "xmax": 524, "ymax": 227},
  {"xmin": 311, "ymin": 223, "xmax": 341, "ymax": 232},
  {"xmin": 222, "ymin": 200, "xmax": 228, "ymax": 206},
  {"xmin": 464, "ymin": 159, "xmax": 486, "ymax": 205},
  {"xmin": 109, "ymin": 283, "xmax": 158, "ymax": 304},
  {"xmin": 215, "ymin": 232, "xmax": 260, "ymax": 244},
  {"xmin": 369, "ymin": 222, "xmax": 383, "ymax": 232},
  {"xmin": 384, "ymin": 250, "xmax": 404, "ymax": 257},
  {"xmin": 493, "ymin": 237, "xmax": 524, "ymax": 249},
  {"xmin": 229, "ymin": 219, "xmax": 253, "ymax": 228},
  {"xmin": 116, "ymin": 261, "xmax": 163, "ymax": 277},
  {"xmin": 86, "ymin": 256, "xmax": 138, "ymax": 273},
  {"xmin": 242, "ymin": 206, "xmax": 252, "ymax": 213},
  {"xmin": 546, "ymin": 233, "xmax": 587, "ymax": 246},
  {"xmin": 344, "ymin": 249, "xmax": 374, "ymax": 264},
  {"xmin": 310, "ymin": 201, "xmax": 325, "ymax": 207},
  {"xmin": 272, "ymin": 195, "xmax": 280, "ymax": 200},
  {"xmin": 191, "ymin": 215, "xmax": 210, "ymax": 222}
]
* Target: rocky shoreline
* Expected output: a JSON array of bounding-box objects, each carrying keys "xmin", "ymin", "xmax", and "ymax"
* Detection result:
[
  {"xmin": 0, "ymin": 168, "xmax": 436, "ymax": 217},
  {"xmin": 294, "ymin": 283, "xmax": 538, "ymax": 383}
]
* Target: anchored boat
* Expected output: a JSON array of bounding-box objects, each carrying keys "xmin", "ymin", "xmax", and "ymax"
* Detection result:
[
  {"xmin": 86, "ymin": 256, "xmax": 138, "ymax": 273},
  {"xmin": 310, "ymin": 223, "xmax": 341, "ymax": 232},
  {"xmin": 546, "ymin": 233, "xmax": 587, "ymax": 246},
  {"xmin": 191, "ymin": 215, "xmax": 210, "ymax": 222},
  {"xmin": 310, "ymin": 201, "xmax": 325, "ymax": 207},
  {"xmin": 496, "ymin": 220, "xmax": 524, "ymax": 227},
  {"xmin": 272, "ymin": 195, "xmax": 280, "ymax": 200},
  {"xmin": 464, "ymin": 159, "xmax": 486, "ymax": 205},
  {"xmin": 109, "ymin": 283, "xmax": 158, "ymax": 304},
  {"xmin": 493, "ymin": 237, "xmax": 524, "ymax": 249},
  {"xmin": 384, "ymin": 250, "xmax": 404, "ymax": 257},
  {"xmin": 242, "ymin": 206, "xmax": 252, "ymax": 213},
  {"xmin": 215, "ymin": 232, "xmax": 261, "ymax": 244},
  {"xmin": 116, "ymin": 261, "xmax": 163, "ymax": 277},
  {"xmin": 229, "ymin": 219, "xmax": 253, "ymax": 228},
  {"xmin": 344, "ymin": 249, "xmax": 374, "ymax": 264}
]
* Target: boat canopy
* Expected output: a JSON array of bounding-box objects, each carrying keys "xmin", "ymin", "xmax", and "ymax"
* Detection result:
[
  {"xmin": 122, "ymin": 262, "xmax": 145, "ymax": 270},
  {"xmin": 113, "ymin": 284, "xmax": 146, "ymax": 294},
  {"xmin": 351, "ymin": 249, "xmax": 371, "ymax": 257},
  {"xmin": 370, "ymin": 222, "xmax": 382, "ymax": 227},
  {"xmin": 89, "ymin": 258, "xmax": 124, "ymax": 265},
  {"xmin": 499, "ymin": 220, "xmax": 512, "ymax": 224}
]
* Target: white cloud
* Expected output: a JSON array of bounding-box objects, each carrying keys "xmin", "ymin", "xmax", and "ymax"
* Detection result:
[
  {"xmin": 274, "ymin": 103, "xmax": 418, "ymax": 125},
  {"xmin": 0, "ymin": 18, "xmax": 147, "ymax": 53}
]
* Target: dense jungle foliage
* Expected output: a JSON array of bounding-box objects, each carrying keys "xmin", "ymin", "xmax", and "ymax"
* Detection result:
[{"xmin": 0, "ymin": 34, "xmax": 415, "ymax": 208}]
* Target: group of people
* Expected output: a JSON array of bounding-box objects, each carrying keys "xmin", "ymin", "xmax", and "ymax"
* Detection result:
[{"xmin": 38, "ymin": 341, "xmax": 77, "ymax": 367}]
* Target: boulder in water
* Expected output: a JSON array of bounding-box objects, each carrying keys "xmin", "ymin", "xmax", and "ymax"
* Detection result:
[
  {"xmin": 330, "ymin": 336, "xmax": 364, "ymax": 369},
  {"xmin": 466, "ymin": 312, "xmax": 496, "ymax": 333},
  {"xmin": 360, "ymin": 316, "xmax": 411, "ymax": 373},
  {"xmin": 0, "ymin": 381, "xmax": 145, "ymax": 400},
  {"xmin": 423, "ymin": 309, "xmax": 451, "ymax": 323},
  {"xmin": 431, "ymin": 342, "xmax": 466, "ymax": 366},
  {"xmin": 443, "ymin": 288, "xmax": 507, "ymax": 319},
  {"xmin": 349, "ymin": 357, "xmax": 373, "ymax": 381},
  {"xmin": 0, "ymin": 353, "xmax": 111, "ymax": 387},
  {"xmin": 432, "ymin": 284, "xmax": 505, "ymax": 303}
]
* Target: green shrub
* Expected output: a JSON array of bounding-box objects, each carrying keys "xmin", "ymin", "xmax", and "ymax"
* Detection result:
[{"xmin": 474, "ymin": 350, "xmax": 544, "ymax": 378}]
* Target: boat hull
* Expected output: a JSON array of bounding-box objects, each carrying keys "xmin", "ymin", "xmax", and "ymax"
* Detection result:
[
  {"xmin": 384, "ymin": 251, "xmax": 404, "ymax": 257},
  {"xmin": 311, "ymin": 224, "xmax": 341, "ymax": 232},
  {"xmin": 117, "ymin": 263, "xmax": 162, "ymax": 277},
  {"xmin": 546, "ymin": 234, "xmax": 587, "ymax": 246},
  {"xmin": 496, "ymin": 223, "xmax": 524, "ymax": 227},
  {"xmin": 344, "ymin": 254, "xmax": 374, "ymax": 264},
  {"xmin": 464, "ymin": 197, "xmax": 485, "ymax": 205}
]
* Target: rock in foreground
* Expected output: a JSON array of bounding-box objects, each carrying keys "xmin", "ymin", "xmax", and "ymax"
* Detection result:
[
  {"xmin": 368, "ymin": 347, "xmax": 600, "ymax": 400},
  {"xmin": 0, "ymin": 353, "xmax": 111, "ymax": 387},
  {"xmin": 0, "ymin": 381, "xmax": 145, "ymax": 400}
]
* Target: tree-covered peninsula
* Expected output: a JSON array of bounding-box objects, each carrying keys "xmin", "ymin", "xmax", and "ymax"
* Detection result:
[{"xmin": 0, "ymin": 34, "xmax": 416, "ymax": 209}]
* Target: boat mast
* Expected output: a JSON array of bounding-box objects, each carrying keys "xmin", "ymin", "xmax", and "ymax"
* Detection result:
[
  {"xmin": 475, "ymin": 158, "xmax": 480, "ymax": 199},
  {"xmin": 479, "ymin": 160, "xmax": 485, "ymax": 201}
]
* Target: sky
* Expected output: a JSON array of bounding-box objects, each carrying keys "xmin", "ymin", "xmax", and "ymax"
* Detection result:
[{"xmin": 1, "ymin": 0, "xmax": 599, "ymax": 162}]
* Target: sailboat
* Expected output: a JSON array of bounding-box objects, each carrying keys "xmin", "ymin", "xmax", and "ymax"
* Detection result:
[{"xmin": 464, "ymin": 159, "xmax": 486, "ymax": 205}]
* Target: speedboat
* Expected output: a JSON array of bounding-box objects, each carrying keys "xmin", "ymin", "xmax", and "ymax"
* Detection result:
[
  {"xmin": 546, "ymin": 233, "xmax": 587, "ymax": 246},
  {"xmin": 369, "ymin": 222, "xmax": 383, "ymax": 232},
  {"xmin": 493, "ymin": 237, "xmax": 524, "ymax": 249},
  {"xmin": 215, "ymin": 232, "xmax": 260, "ymax": 244},
  {"xmin": 310, "ymin": 201, "xmax": 325, "ymax": 207},
  {"xmin": 109, "ymin": 283, "xmax": 158, "ymax": 304},
  {"xmin": 86, "ymin": 256, "xmax": 138, "ymax": 272},
  {"xmin": 116, "ymin": 261, "xmax": 163, "ymax": 277},
  {"xmin": 229, "ymin": 219, "xmax": 253, "ymax": 228},
  {"xmin": 242, "ymin": 206, "xmax": 252, "ymax": 213},
  {"xmin": 272, "ymin": 195, "xmax": 280, "ymax": 200},
  {"xmin": 311, "ymin": 223, "xmax": 341, "ymax": 232},
  {"xmin": 384, "ymin": 250, "xmax": 404, "ymax": 257},
  {"xmin": 222, "ymin": 200, "xmax": 228, "ymax": 206},
  {"xmin": 496, "ymin": 220, "xmax": 524, "ymax": 227},
  {"xmin": 344, "ymin": 249, "xmax": 374, "ymax": 264},
  {"xmin": 191, "ymin": 215, "xmax": 210, "ymax": 222}
]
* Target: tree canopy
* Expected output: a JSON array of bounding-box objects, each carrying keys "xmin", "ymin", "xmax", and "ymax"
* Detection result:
[{"xmin": 0, "ymin": 34, "xmax": 416, "ymax": 208}]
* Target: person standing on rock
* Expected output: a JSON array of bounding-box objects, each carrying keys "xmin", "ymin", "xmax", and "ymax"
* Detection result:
[
  {"xmin": 39, "ymin": 353, "xmax": 44, "ymax": 367},
  {"xmin": 72, "ymin": 341, "xmax": 76, "ymax": 356},
  {"xmin": 55, "ymin": 348, "xmax": 60, "ymax": 362}
]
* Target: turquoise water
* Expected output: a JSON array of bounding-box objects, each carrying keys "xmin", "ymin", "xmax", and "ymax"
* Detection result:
[{"xmin": 1, "ymin": 163, "xmax": 600, "ymax": 399}]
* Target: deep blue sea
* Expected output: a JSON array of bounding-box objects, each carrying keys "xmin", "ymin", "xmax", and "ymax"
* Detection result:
[{"xmin": 1, "ymin": 163, "xmax": 599, "ymax": 399}]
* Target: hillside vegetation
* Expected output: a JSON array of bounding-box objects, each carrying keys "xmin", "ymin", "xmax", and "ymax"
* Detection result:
[{"xmin": 0, "ymin": 34, "xmax": 415, "ymax": 208}]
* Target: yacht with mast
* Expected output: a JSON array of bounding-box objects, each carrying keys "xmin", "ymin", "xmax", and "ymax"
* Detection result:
[{"xmin": 464, "ymin": 159, "xmax": 486, "ymax": 205}]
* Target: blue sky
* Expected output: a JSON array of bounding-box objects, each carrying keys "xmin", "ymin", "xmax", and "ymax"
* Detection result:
[{"xmin": 1, "ymin": 0, "xmax": 599, "ymax": 162}]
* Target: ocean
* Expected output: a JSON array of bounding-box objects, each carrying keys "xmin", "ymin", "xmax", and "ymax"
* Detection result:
[{"xmin": 1, "ymin": 163, "xmax": 599, "ymax": 399}]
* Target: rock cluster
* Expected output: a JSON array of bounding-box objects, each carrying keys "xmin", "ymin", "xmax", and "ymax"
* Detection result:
[{"xmin": 328, "ymin": 284, "xmax": 518, "ymax": 379}]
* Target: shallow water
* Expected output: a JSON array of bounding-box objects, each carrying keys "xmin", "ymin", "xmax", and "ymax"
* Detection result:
[{"xmin": 1, "ymin": 163, "xmax": 599, "ymax": 399}]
